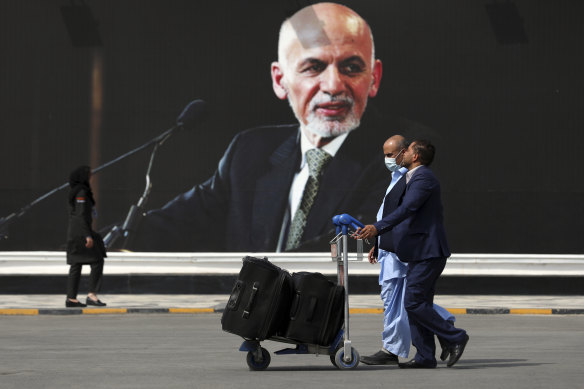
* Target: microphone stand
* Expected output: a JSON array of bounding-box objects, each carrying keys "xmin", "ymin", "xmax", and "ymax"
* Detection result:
[
  {"xmin": 103, "ymin": 127, "xmax": 176, "ymax": 249},
  {"xmin": 0, "ymin": 125, "xmax": 180, "ymax": 243},
  {"xmin": 0, "ymin": 184, "xmax": 69, "ymax": 240}
]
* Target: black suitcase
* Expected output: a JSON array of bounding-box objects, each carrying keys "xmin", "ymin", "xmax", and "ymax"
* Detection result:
[
  {"xmin": 221, "ymin": 256, "xmax": 292, "ymax": 340},
  {"xmin": 282, "ymin": 272, "xmax": 345, "ymax": 346}
]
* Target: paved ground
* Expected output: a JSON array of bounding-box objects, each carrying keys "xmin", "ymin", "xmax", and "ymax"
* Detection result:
[{"xmin": 1, "ymin": 314, "xmax": 583, "ymax": 389}]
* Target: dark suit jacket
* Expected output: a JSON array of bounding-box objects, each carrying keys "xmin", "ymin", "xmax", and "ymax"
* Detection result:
[
  {"xmin": 373, "ymin": 173, "xmax": 407, "ymax": 258},
  {"xmin": 130, "ymin": 124, "xmax": 389, "ymax": 252},
  {"xmin": 373, "ymin": 165, "xmax": 450, "ymax": 262}
]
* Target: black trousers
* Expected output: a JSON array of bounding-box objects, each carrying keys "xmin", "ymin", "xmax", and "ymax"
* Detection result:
[
  {"xmin": 66, "ymin": 261, "xmax": 104, "ymax": 299},
  {"xmin": 404, "ymin": 258, "xmax": 467, "ymax": 366}
]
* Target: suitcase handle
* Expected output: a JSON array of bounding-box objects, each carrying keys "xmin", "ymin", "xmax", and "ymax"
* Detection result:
[
  {"xmin": 226, "ymin": 280, "xmax": 244, "ymax": 311},
  {"xmin": 242, "ymin": 282, "xmax": 259, "ymax": 319}
]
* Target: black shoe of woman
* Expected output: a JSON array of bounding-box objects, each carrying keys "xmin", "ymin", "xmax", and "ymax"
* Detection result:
[
  {"xmin": 65, "ymin": 299, "xmax": 87, "ymax": 308},
  {"xmin": 86, "ymin": 297, "xmax": 106, "ymax": 307}
]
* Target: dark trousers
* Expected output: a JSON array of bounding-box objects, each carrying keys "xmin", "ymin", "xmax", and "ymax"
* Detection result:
[
  {"xmin": 66, "ymin": 261, "xmax": 104, "ymax": 299},
  {"xmin": 404, "ymin": 257, "xmax": 467, "ymax": 366}
]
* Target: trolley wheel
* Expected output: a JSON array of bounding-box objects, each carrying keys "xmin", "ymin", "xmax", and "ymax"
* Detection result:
[
  {"xmin": 330, "ymin": 354, "xmax": 338, "ymax": 368},
  {"xmin": 246, "ymin": 347, "xmax": 271, "ymax": 371},
  {"xmin": 333, "ymin": 347, "xmax": 360, "ymax": 370}
]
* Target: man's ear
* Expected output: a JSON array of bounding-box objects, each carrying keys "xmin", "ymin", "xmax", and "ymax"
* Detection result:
[
  {"xmin": 368, "ymin": 59, "xmax": 383, "ymax": 98},
  {"xmin": 271, "ymin": 62, "xmax": 288, "ymax": 100},
  {"xmin": 411, "ymin": 151, "xmax": 419, "ymax": 163}
]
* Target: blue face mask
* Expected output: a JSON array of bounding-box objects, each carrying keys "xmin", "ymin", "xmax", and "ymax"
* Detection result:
[
  {"xmin": 384, "ymin": 149, "xmax": 404, "ymax": 172},
  {"xmin": 385, "ymin": 157, "xmax": 399, "ymax": 172}
]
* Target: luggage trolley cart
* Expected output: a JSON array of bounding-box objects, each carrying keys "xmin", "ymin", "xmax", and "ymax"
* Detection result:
[
  {"xmin": 236, "ymin": 213, "xmax": 365, "ymax": 371},
  {"xmin": 328, "ymin": 213, "xmax": 365, "ymax": 369}
]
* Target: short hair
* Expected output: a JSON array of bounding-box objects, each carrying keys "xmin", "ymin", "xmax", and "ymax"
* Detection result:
[
  {"xmin": 411, "ymin": 139, "xmax": 435, "ymax": 166},
  {"xmin": 396, "ymin": 137, "xmax": 409, "ymax": 151}
]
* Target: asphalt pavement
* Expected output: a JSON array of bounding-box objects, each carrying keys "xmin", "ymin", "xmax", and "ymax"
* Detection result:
[{"xmin": 1, "ymin": 314, "xmax": 584, "ymax": 389}]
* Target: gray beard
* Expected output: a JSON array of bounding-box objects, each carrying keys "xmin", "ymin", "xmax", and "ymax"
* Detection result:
[
  {"xmin": 304, "ymin": 111, "xmax": 360, "ymax": 138},
  {"xmin": 287, "ymin": 98, "xmax": 363, "ymax": 138}
]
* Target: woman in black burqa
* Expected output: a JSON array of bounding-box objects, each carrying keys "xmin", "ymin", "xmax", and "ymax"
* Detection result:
[{"xmin": 65, "ymin": 166, "xmax": 107, "ymax": 307}]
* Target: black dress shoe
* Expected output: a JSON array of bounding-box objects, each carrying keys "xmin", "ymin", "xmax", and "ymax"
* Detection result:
[
  {"xmin": 360, "ymin": 350, "xmax": 399, "ymax": 365},
  {"xmin": 439, "ymin": 347, "xmax": 450, "ymax": 361},
  {"xmin": 65, "ymin": 299, "xmax": 87, "ymax": 308},
  {"xmin": 398, "ymin": 359, "xmax": 436, "ymax": 369},
  {"xmin": 447, "ymin": 334, "xmax": 469, "ymax": 367},
  {"xmin": 438, "ymin": 321, "xmax": 454, "ymax": 361},
  {"xmin": 86, "ymin": 297, "xmax": 107, "ymax": 307}
]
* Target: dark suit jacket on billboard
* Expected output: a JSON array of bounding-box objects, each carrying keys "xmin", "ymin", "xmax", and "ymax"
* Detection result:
[
  {"xmin": 130, "ymin": 124, "xmax": 389, "ymax": 252},
  {"xmin": 373, "ymin": 165, "xmax": 450, "ymax": 262}
]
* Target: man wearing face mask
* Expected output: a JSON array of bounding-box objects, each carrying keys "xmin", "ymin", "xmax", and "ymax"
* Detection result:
[{"xmin": 360, "ymin": 135, "xmax": 455, "ymax": 366}]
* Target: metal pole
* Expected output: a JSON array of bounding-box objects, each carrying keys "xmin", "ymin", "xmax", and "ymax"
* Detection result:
[
  {"xmin": 342, "ymin": 234, "xmax": 351, "ymax": 361},
  {"xmin": 337, "ymin": 238, "xmax": 343, "ymax": 285}
]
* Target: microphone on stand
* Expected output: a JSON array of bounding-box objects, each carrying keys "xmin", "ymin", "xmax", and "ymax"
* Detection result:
[
  {"xmin": 176, "ymin": 99, "xmax": 208, "ymax": 129},
  {"xmin": 103, "ymin": 99, "xmax": 208, "ymax": 249},
  {"xmin": 92, "ymin": 99, "xmax": 208, "ymax": 176}
]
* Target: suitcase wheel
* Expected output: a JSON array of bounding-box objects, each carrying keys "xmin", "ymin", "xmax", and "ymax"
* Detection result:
[
  {"xmin": 332, "ymin": 347, "xmax": 360, "ymax": 370},
  {"xmin": 246, "ymin": 347, "xmax": 271, "ymax": 371}
]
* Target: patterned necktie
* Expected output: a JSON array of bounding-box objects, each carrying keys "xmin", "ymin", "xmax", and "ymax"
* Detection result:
[{"xmin": 285, "ymin": 148, "xmax": 333, "ymax": 250}]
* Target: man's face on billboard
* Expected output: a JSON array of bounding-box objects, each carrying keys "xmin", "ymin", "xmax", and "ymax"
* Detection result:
[{"xmin": 272, "ymin": 4, "xmax": 382, "ymax": 140}]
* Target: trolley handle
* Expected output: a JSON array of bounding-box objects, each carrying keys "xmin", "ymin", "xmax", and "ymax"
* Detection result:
[
  {"xmin": 331, "ymin": 213, "xmax": 366, "ymax": 261},
  {"xmin": 332, "ymin": 213, "xmax": 364, "ymax": 235}
]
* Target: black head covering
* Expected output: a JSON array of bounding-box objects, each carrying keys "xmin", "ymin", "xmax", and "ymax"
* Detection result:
[{"xmin": 68, "ymin": 166, "xmax": 95, "ymax": 206}]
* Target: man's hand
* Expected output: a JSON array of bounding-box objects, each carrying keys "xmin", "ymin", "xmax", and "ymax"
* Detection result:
[
  {"xmin": 85, "ymin": 236, "xmax": 94, "ymax": 249},
  {"xmin": 353, "ymin": 224, "xmax": 378, "ymax": 241},
  {"xmin": 368, "ymin": 246, "xmax": 377, "ymax": 264}
]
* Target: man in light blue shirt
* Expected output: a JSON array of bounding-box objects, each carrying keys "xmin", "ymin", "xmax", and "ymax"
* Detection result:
[{"xmin": 360, "ymin": 135, "xmax": 454, "ymax": 365}]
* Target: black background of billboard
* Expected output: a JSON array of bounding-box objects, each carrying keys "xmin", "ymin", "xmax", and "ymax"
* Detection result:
[{"xmin": 0, "ymin": 0, "xmax": 582, "ymax": 253}]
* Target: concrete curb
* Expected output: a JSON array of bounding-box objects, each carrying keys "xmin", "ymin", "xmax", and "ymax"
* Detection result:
[
  {"xmin": 1, "ymin": 307, "xmax": 583, "ymax": 316},
  {"xmin": 0, "ymin": 307, "xmax": 216, "ymax": 315}
]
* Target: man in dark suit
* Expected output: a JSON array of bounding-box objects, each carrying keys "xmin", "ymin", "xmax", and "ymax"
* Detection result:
[
  {"xmin": 360, "ymin": 135, "xmax": 455, "ymax": 366},
  {"xmin": 355, "ymin": 140, "xmax": 469, "ymax": 368},
  {"xmin": 129, "ymin": 3, "xmax": 388, "ymax": 252}
]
